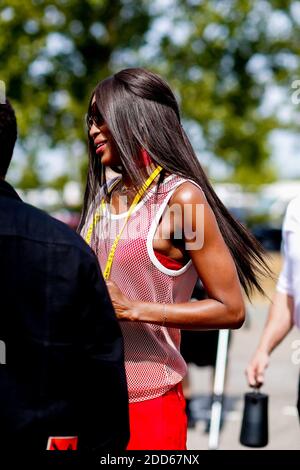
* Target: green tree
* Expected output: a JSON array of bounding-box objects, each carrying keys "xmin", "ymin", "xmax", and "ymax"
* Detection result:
[
  {"xmin": 0, "ymin": 0, "xmax": 151, "ymax": 188},
  {"xmin": 1, "ymin": 0, "xmax": 300, "ymax": 190},
  {"xmin": 143, "ymin": 0, "xmax": 300, "ymax": 184}
]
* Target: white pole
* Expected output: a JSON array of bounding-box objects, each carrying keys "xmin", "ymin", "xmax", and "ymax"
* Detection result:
[{"xmin": 208, "ymin": 329, "xmax": 230, "ymax": 450}]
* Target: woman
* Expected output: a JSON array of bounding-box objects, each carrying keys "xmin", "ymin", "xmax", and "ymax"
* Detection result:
[{"xmin": 79, "ymin": 68, "xmax": 270, "ymax": 450}]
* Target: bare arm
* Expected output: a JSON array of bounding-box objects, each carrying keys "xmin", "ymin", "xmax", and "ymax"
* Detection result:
[
  {"xmin": 107, "ymin": 182, "xmax": 245, "ymax": 330},
  {"xmin": 246, "ymin": 203, "xmax": 298, "ymax": 388},
  {"xmin": 256, "ymin": 291, "xmax": 294, "ymax": 354},
  {"xmin": 246, "ymin": 291, "xmax": 294, "ymax": 387}
]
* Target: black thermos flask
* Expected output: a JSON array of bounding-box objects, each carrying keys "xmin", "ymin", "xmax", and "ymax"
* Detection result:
[{"xmin": 240, "ymin": 390, "xmax": 269, "ymax": 447}]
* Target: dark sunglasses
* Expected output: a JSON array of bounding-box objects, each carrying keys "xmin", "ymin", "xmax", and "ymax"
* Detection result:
[{"xmin": 86, "ymin": 101, "xmax": 105, "ymax": 130}]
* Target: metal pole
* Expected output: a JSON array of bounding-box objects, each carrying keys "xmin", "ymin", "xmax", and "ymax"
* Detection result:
[{"xmin": 208, "ymin": 329, "xmax": 230, "ymax": 450}]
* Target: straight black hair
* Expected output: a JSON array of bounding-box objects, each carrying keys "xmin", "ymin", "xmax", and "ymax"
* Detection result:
[
  {"xmin": 0, "ymin": 100, "xmax": 17, "ymax": 177},
  {"xmin": 78, "ymin": 67, "xmax": 271, "ymax": 300}
]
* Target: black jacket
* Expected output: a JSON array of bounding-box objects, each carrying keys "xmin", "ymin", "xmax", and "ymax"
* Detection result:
[{"xmin": 0, "ymin": 180, "xmax": 129, "ymax": 455}]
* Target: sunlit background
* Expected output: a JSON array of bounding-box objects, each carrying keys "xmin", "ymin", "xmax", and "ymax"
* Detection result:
[{"xmin": 1, "ymin": 0, "xmax": 300, "ymax": 450}]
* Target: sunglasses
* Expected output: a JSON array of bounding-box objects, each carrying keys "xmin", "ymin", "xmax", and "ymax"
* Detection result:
[{"xmin": 86, "ymin": 101, "xmax": 105, "ymax": 130}]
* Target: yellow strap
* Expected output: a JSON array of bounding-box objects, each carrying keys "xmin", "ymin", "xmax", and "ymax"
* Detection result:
[
  {"xmin": 84, "ymin": 177, "xmax": 120, "ymax": 245},
  {"xmin": 85, "ymin": 165, "xmax": 163, "ymax": 280}
]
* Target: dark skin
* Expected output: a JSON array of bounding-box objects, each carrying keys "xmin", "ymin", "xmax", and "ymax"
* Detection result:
[{"xmin": 89, "ymin": 104, "xmax": 245, "ymax": 330}]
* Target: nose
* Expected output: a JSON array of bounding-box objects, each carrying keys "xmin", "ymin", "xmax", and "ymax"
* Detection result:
[{"xmin": 89, "ymin": 122, "xmax": 102, "ymax": 139}]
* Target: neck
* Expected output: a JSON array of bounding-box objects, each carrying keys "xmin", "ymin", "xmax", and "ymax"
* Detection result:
[
  {"xmin": 121, "ymin": 163, "xmax": 158, "ymax": 188},
  {"xmin": 121, "ymin": 171, "xmax": 132, "ymax": 188}
]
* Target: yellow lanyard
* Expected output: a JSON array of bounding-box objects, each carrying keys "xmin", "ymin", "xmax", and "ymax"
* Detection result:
[{"xmin": 85, "ymin": 165, "xmax": 163, "ymax": 280}]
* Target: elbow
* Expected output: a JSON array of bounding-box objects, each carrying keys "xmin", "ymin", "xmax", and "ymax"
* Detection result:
[{"xmin": 227, "ymin": 303, "xmax": 246, "ymax": 329}]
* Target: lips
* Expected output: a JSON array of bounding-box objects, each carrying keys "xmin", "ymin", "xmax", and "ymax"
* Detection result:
[{"xmin": 95, "ymin": 140, "xmax": 108, "ymax": 155}]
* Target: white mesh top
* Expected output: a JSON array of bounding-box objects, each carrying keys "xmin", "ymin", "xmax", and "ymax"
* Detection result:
[{"xmin": 82, "ymin": 173, "xmax": 201, "ymax": 402}]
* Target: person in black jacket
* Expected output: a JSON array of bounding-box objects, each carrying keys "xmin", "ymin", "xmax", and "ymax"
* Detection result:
[{"xmin": 0, "ymin": 100, "xmax": 129, "ymax": 457}]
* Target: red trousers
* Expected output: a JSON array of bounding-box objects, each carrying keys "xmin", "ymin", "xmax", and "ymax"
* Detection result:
[{"xmin": 126, "ymin": 382, "xmax": 187, "ymax": 450}]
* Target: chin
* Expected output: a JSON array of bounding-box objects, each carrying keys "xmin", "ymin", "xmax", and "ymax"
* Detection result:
[
  {"xmin": 100, "ymin": 154, "xmax": 114, "ymax": 166},
  {"xmin": 100, "ymin": 157, "xmax": 110, "ymax": 166},
  {"xmin": 101, "ymin": 154, "xmax": 122, "ymax": 167}
]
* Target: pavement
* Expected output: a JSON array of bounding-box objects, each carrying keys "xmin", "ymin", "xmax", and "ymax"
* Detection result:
[{"xmin": 187, "ymin": 302, "xmax": 300, "ymax": 450}]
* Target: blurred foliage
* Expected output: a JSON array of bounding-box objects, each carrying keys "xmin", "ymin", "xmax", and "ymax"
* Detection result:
[
  {"xmin": 1, "ymin": 0, "xmax": 300, "ymax": 190},
  {"xmin": 245, "ymin": 212, "xmax": 273, "ymax": 228},
  {"xmin": 0, "ymin": 0, "xmax": 151, "ymax": 188},
  {"xmin": 152, "ymin": 0, "xmax": 300, "ymax": 184}
]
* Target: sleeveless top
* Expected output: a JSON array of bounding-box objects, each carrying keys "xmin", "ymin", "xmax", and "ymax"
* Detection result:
[{"xmin": 82, "ymin": 173, "xmax": 202, "ymax": 402}]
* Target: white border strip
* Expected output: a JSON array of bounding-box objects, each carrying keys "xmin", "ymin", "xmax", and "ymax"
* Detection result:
[
  {"xmin": 106, "ymin": 174, "xmax": 175, "ymax": 219},
  {"xmin": 146, "ymin": 178, "xmax": 205, "ymax": 276},
  {"xmin": 146, "ymin": 181, "xmax": 191, "ymax": 276}
]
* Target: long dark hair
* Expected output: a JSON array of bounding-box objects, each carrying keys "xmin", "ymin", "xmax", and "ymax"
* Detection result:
[{"xmin": 78, "ymin": 67, "xmax": 271, "ymax": 299}]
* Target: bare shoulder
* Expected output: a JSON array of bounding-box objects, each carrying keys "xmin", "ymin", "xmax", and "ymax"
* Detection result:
[
  {"xmin": 168, "ymin": 180, "xmax": 220, "ymax": 237},
  {"xmin": 169, "ymin": 180, "xmax": 207, "ymax": 206}
]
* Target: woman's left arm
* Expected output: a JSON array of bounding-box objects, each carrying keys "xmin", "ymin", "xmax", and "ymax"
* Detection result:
[{"xmin": 106, "ymin": 182, "xmax": 245, "ymax": 330}]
